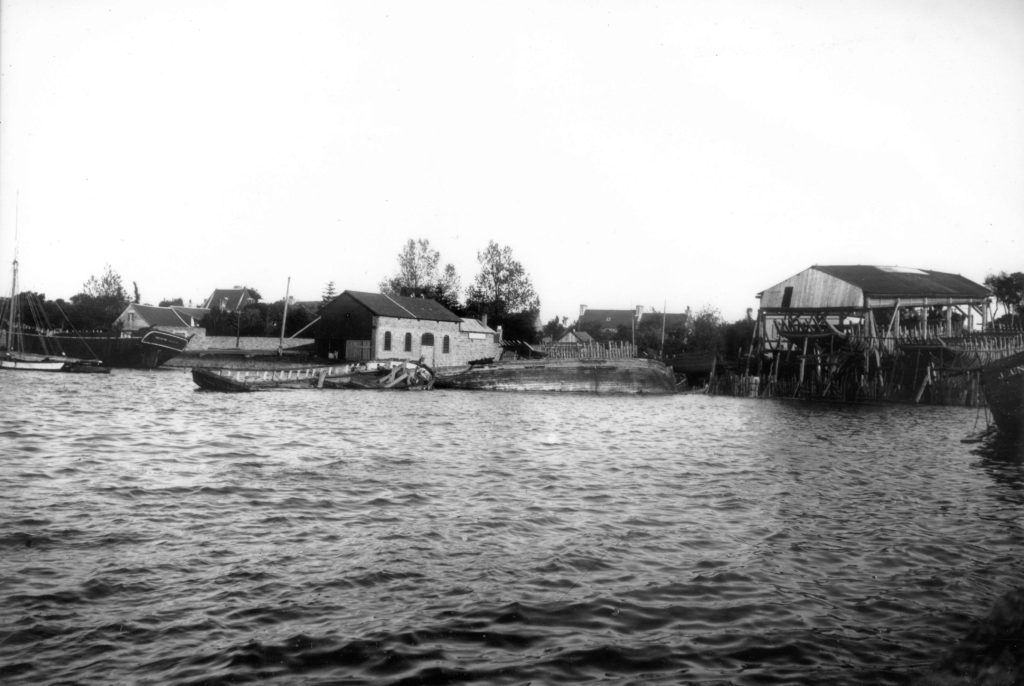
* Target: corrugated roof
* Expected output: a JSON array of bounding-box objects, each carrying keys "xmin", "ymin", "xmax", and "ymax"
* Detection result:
[
  {"xmin": 814, "ymin": 265, "xmax": 990, "ymax": 299},
  {"xmin": 345, "ymin": 291, "xmax": 463, "ymax": 323}
]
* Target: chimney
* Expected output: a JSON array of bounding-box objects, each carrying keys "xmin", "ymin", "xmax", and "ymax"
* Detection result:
[
  {"xmin": 579, "ymin": 304, "xmax": 587, "ymax": 318},
  {"xmin": 635, "ymin": 305, "xmax": 643, "ymax": 320},
  {"xmin": 481, "ymin": 313, "xmax": 488, "ymax": 327}
]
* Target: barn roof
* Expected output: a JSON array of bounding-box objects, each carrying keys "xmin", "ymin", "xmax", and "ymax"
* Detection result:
[
  {"xmin": 814, "ymin": 266, "xmax": 989, "ymax": 299},
  {"xmin": 344, "ymin": 291, "xmax": 463, "ymax": 323},
  {"xmin": 459, "ymin": 318, "xmax": 497, "ymax": 334}
]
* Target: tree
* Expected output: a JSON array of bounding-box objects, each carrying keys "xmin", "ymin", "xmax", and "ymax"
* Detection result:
[
  {"xmin": 542, "ymin": 316, "xmax": 568, "ymax": 341},
  {"xmin": 73, "ymin": 265, "xmax": 131, "ymax": 330},
  {"xmin": 159, "ymin": 298, "xmax": 184, "ymax": 307},
  {"xmin": 688, "ymin": 306, "xmax": 725, "ymax": 353},
  {"xmin": 465, "ymin": 241, "xmax": 540, "ymax": 341},
  {"xmin": 380, "ymin": 238, "xmax": 463, "ymax": 312},
  {"xmin": 132, "ymin": 282, "xmax": 141, "ymax": 304},
  {"xmin": 984, "ymin": 271, "xmax": 1024, "ymax": 326},
  {"xmin": 322, "ymin": 280, "xmax": 337, "ymax": 304}
]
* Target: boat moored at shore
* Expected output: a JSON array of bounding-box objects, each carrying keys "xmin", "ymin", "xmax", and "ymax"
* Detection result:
[{"xmin": 982, "ymin": 350, "xmax": 1024, "ymax": 439}]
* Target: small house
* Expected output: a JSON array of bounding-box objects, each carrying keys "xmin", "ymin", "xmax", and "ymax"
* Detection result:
[
  {"xmin": 114, "ymin": 304, "xmax": 207, "ymax": 336},
  {"xmin": 201, "ymin": 287, "xmax": 259, "ymax": 313}
]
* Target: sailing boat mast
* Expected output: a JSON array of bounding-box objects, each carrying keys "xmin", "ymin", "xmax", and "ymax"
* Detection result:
[{"xmin": 278, "ymin": 276, "xmax": 291, "ymax": 354}]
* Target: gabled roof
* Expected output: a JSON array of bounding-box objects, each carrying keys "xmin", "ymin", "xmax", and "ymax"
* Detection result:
[
  {"xmin": 172, "ymin": 306, "xmax": 209, "ymax": 323},
  {"xmin": 578, "ymin": 309, "xmax": 637, "ymax": 329},
  {"xmin": 814, "ymin": 265, "xmax": 989, "ymax": 299},
  {"xmin": 130, "ymin": 304, "xmax": 194, "ymax": 327},
  {"xmin": 344, "ymin": 290, "xmax": 463, "ymax": 323},
  {"xmin": 459, "ymin": 317, "xmax": 497, "ymax": 334},
  {"xmin": 202, "ymin": 288, "xmax": 256, "ymax": 310}
]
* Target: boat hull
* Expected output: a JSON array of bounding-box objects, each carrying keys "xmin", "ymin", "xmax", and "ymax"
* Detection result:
[
  {"xmin": 982, "ymin": 351, "xmax": 1024, "ymax": 438},
  {"xmin": 0, "ymin": 356, "xmax": 68, "ymax": 372},
  {"xmin": 434, "ymin": 358, "xmax": 677, "ymax": 394},
  {"xmin": 191, "ymin": 360, "xmax": 434, "ymax": 392},
  {"xmin": 14, "ymin": 330, "xmax": 190, "ymax": 369}
]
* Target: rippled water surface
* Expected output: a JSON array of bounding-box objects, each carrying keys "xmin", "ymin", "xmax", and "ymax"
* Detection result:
[{"xmin": 2, "ymin": 369, "xmax": 1023, "ymax": 685}]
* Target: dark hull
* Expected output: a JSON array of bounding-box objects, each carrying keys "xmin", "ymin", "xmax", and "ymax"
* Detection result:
[
  {"xmin": 434, "ymin": 358, "xmax": 677, "ymax": 394},
  {"xmin": 15, "ymin": 330, "xmax": 190, "ymax": 369},
  {"xmin": 982, "ymin": 351, "xmax": 1024, "ymax": 438}
]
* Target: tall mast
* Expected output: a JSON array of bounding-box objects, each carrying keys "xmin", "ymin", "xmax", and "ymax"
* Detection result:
[{"xmin": 278, "ymin": 276, "xmax": 291, "ymax": 353}]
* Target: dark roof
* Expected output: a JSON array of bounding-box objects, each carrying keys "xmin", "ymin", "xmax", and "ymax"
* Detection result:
[
  {"xmin": 639, "ymin": 312, "xmax": 688, "ymax": 329},
  {"xmin": 344, "ymin": 291, "xmax": 463, "ymax": 323},
  {"xmin": 814, "ymin": 266, "xmax": 990, "ymax": 299},
  {"xmin": 172, "ymin": 306, "xmax": 209, "ymax": 323},
  {"xmin": 132, "ymin": 304, "xmax": 193, "ymax": 327},
  {"xmin": 202, "ymin": 288, "xmax": 256, "ymax": 310},
  {"xmin": 578, "ymin": 309, "xmax": 637, "ymax": 329}
]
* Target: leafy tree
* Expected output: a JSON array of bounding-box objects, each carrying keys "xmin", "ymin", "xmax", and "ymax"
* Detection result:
[
  {"xmin": 379, "ymin": 238, "xmax": 463, "ymax": 312},
  {"xmin": 542, "ymin": 316, "xmax": 568, "ymax": 341},
  {"xmin": 688, "ymin": 306, "xmax": 725, "ymax": 353},
  {"xmin": 73, "ymin": 265, "xmax": 131, "ymax": 330},
  {"xmin": 465, "ymin": 241, "xmax": 540, "ymax": 340},
  {"xmin": 159, "ymin": 298, "xmax": 184, "ymax": 307},
  {"xmin": 984, "ymin": 271, "xmax": 1024, "ymax": 326}
]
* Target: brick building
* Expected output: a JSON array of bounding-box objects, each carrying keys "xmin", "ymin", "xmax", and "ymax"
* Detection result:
[{"xmin": 317, "ymin": 290, "xmax": 500, "ymax": 367}]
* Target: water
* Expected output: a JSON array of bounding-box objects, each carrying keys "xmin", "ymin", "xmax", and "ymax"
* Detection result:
[{"xmin": 2, "ymin": 369, "xmax": 1022, "ymax": 685}]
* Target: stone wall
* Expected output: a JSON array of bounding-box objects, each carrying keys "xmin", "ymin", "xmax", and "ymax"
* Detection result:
[{"xmin": 184, "ymin": 331, "xmax": 314, "ymax": 351}]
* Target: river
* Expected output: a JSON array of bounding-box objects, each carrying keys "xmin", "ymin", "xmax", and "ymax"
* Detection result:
[{"xmin": 1, "ymin": 369, "xmax": 1022, "ymax": 685}]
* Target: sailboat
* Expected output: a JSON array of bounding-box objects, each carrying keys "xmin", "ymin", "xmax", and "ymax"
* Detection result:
[{"xmin": 1, "ymin": 256, "xmax": 75, "ymax": 372}]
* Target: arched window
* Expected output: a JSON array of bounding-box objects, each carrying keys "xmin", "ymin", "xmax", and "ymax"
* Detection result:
[
  {"xmin": 442, "ymin": 335, "xmax": 450, "ymax": 354},
  {"xmin": 421, "ymin": 333, "xmax": 435, "ymax": 347},
  {"xmin": 383, "ymin": 331, "xmax": 392, "ymax": 351},
  {"xmin": 404, "ymin": 332, "xmax": 412, "ymax": 352}
]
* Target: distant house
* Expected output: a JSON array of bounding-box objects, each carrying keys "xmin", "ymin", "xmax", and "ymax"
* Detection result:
[
  {"xmin": 556, "ymin": 330, "xmax": 594, "ymax": 345},
  {"xmin": 201, "ymin": 287, "xmax": 258, "ymax": 313},
  {"xmin": 114, "ymin": 304, "xmax": 208, "ymax": 335},
  {"xmin": 577, "ymin": 305, "xmax": 688, "ymax": 337},
  {"xmin": 756, "ymin": 265, "xmax": 991, "ymax": 347},
  {"xmin": 317, "ymin": 290, "xmax": 500, "ymax": 366}
]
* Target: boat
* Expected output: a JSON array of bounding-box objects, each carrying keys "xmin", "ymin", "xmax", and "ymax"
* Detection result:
[
  {"xmin": 433, "ymin": 357, "xmax": 677, "ymax": 394},
  {"xmin": 192, "ymin": 359, "xmax": 434, "ymax": 392},
  {"xmin": 1, "ymin": 255, "xmax": 93, "ymax": 372},
  {"xmin": 12, "ymin": 328, "xmax": 191, "ymax": 369},
  {"xmin": 981, "ymin": 350, "xmax": 1024, "ymax": 439}
]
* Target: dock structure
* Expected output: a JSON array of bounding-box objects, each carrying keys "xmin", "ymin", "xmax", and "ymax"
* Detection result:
[{"xmin": 738, "ymin": 265, "xmax": 1023, "ymax": 404}]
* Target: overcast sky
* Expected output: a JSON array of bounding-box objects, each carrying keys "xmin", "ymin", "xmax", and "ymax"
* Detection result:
[{"xmin": 2, "ymin": 0, "xmax": 1022, "ymax": 323}]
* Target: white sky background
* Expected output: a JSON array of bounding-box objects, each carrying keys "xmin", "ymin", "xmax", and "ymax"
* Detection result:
[{"xmin": 1, "ymin": 0, "xmax": 1022, "ymax": 323}]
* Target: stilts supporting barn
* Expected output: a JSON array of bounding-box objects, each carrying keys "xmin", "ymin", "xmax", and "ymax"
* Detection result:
[{"xmin": 742, "ymin": 265, "xmax": 1023, "ymax": 404}]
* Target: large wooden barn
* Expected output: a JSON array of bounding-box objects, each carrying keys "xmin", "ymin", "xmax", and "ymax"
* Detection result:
[
  {"xmin": 756, "ymin": 265, "xmax": 991, "ymax": 352},
  {"xmin": 317, "ymin": 291, "xmax": 500, "ymax": 367},
  {"xmin": 748, "ymin": 266, "xmax": 1002, "ymax": 404}
]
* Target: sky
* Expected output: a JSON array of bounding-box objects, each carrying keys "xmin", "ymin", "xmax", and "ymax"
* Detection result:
[{"xmin": 1, "ymin": 0, "xmax": 1022, "ymax": 324}]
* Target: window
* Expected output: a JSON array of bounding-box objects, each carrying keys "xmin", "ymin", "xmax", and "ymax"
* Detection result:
[
  {"xmin": 442, "ymin": 335, "xmax": 450, "ymax": 354},
  {"xmin": 383, "ymin": 331, "xmax": 392, "ymax": 351},
  {"xmin": 781, "ymin": 286, "xmax": 794, "ymax": 309},
  {"xmin": 404, "ymin": 332, "xmax": 412, "ymax": 352},
  {"xmin": 421, "ymin": 333, "xmax": 435, "ymax": 347}
]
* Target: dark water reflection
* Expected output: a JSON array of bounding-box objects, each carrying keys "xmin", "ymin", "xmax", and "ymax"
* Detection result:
[{"xmin": 1, "ymin": 370, "xmax": 1022, "ymax": 685}]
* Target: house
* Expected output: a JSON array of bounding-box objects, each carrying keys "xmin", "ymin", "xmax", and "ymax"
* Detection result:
[
  {"xmin": 114, "ymin": 304, "xmax": 208, "ymax": 336},
  {"xmin": 201, "ymin": 287, "xmax": 258, "ymax": 313},
  {"xmin": 756, "ymin": 265, "xmax": 991, "ymax": 349},
  {"xmin": 577, "ymin": 305, "xmax": 689, "ymax": 336},
  {"xmin": 317, "ymin": 290, "xmax": 500, "ymax": 367},
  {"xmin": 556, "ymin": 330, "xmax": 594, "ymax": 345}
]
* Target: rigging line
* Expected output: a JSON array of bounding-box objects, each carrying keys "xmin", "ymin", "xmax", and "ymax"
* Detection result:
[{"xmin": 50, "ymin": 299, "xmax": 101, "ymax": 360}]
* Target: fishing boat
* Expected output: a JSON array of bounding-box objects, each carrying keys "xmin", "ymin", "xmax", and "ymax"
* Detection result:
[
  {"xmin": 1, "ymin": 256, "xmax": 81, "ymax": 372},
  {"xmin": 433, "ymin": 357, "xmax": 677, "ymax": 394},
  {"xmin": 982, "ymin": 350, "xmax": 1024, "ymax": 439},
  {"xmin": 192, "ymin": 359, "xmax": 434, "ymax": 392}
]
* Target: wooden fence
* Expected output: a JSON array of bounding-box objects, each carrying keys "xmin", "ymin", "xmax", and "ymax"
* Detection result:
[{"xmin": 538, "ymin": 341, "xmax": 637, "ymax": 360}]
